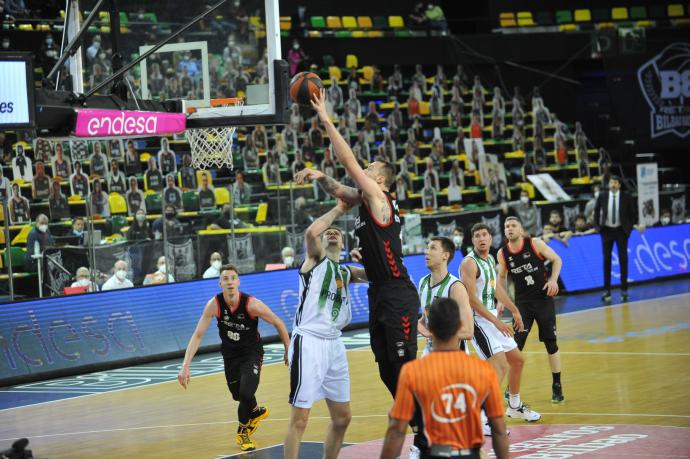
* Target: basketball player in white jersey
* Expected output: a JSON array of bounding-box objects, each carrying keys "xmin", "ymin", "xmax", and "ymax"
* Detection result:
[
  {"xmin": 460, "ymin": 223, "xmax": 541, "ymax": 433},
  {"xmin": 284, "ymin": 199, "xmax": 368, "ymax": 459},
  {"xmin": 417, "ymin": 236, "xmax": 473, "ymax": 355}
]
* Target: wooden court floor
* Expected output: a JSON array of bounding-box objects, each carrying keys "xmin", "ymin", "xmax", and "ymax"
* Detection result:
[{"xmin": 1, "ymin": 293, "xmax": 689, "ymax": 458}]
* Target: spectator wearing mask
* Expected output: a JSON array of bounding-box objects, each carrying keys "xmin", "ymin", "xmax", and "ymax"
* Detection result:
[
  {"xmin": 127, "ymin": 209, "xmax": 152, "ymax": 240},
  {"xmin": 509, "ymin": 190, "xmax": 539, "ymax": 237},
  {"xmin": 153, "ymin": 205, "xmax": 181, "ymax": 239},
  {"xmin": 203, "ymin": 252, "xmax": 223, "ymax": 279},
  {"xmin": 281, "ymin": 246, "xmax": 297, "ymax": 268},
  {"xmin": 102, "ymin": 260, "xmax": 134, "ymax": 290},
  {"xmin": 287, "ymin": 39, "xmax": 307, "ymax": 75},
  {"xmin": 71, "ymin": 266, "xmax": 99, "ymax": 292},
  {"xmin": 25, "ymin": 214, "xmax": 54, "ymax": 271},
  {"xmin": 655, "ymin": 209, "xmax": 673, "ymax": 227},
  {"xmin": 69, "ymin": 216, "xmax": 86, "ymax": 245},
  {"xmin": 85, "ymin": 35, "xmax": 101, "ymax": 62},
  {"xmin": 143, "ymin": 256, "xmax": 175, "ymax": 285},
  {"xmin": 452, "ymin": 228, "xmax": 466, "ymax": 255}
]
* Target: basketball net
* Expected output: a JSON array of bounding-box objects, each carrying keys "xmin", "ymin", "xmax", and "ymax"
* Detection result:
[{"xmin": 185, "ymin": 98, "xmax": 243, "ymax": 170}]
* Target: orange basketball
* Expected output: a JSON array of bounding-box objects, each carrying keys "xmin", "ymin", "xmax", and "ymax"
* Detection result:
[{"xmin": 289, "ymin": 71, "xmax": 324, "ymax": 106}]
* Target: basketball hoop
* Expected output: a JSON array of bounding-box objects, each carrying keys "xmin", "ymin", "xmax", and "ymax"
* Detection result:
[{"xmin": 185, "ymin": 98, "xmax": 244, "ymax": 170}]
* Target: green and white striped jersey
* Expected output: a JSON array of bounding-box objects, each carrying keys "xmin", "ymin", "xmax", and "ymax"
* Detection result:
[
  {"xmin": 461, "ymin": 250, "xmax": 497, "ymax": 312},
  {"xmin": 294, "ymin": 257, "xmax": 352, "ymax": 339},
  {"xmin": 418, "ymin": 272, "xmax": 461, "ymax": 314}
]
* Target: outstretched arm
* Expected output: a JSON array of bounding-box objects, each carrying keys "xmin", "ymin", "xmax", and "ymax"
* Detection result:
[
  {"xmin": 311, "ymin": 89, "xmax": 385, "ymax": 203},
  {"xmin": 178, "ymin": 299, "xmax": 216, "ymax": 389},
  {"xmin": 248, "ymin": 298, "xmax": 290, "ymax": 365},
  {"xmin": 294, "ymin": 168, "xmax": 361, "ymax": 206}
]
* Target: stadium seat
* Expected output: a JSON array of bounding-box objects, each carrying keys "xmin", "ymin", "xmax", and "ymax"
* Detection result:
[
  {"xmin": 1, "ymin": 247, "xmax": 25, "ymax": 270},
  {"xmin": 373, "ymin": 16, "xmax": 388, "ymax": 28},
  {"xmin": 335, "ymin": 30, "xmax": 351, "ymax": 38},
  {"xmin": 559, "ymin": 23, "xmax": 577, "ymax": 32},
  {"xmin": 357, "ymin": 16, "xmax": 373, "ymax": 29},
  {"xmin": 535, "ymin": 11, "xmax": 554, "ymax": 25},
  {"xmin": 11, "ymin": 225, "xmax": 31, "ymax": 245},
  {"xmin": 388, "ymin": 16, "xmax": 405, "ymax": 28},
  {"xmin": 419, "ymin": 101, "xmax": 430, "ymax": 115},
  {"xmin": 574, "ymin": 9, "xmax": 592, "ymax": 22},
  {"xmin": 214, "ymin": 187, "xmax": 230, "ymax": 206},
  {"xmin": 592, "ymin": 8, "xmax": 610, "ymax": 22},
  {"xmin": 345, "ymin": 54, "xmax": 358, "ymax": 69},
  {"xmin": 366, "ymin": 30, "xmax": 384, "ymax": 38},
  {"xmin": 499, "ymin": 12, "xmax": 516, "ymax": 27},
  {"xmin": 183, "ymin": 191, "xmax": 199, "ymax": 211},
  {"xmin": 310, "ymin": 16, "xmax": 326, "ymax": 28},
  {"xmin": 280, "ymin": 16, "xmax": 292, "ymax": 31},
  {"xmin": 108, "ymin": 192, "xmax": 127, "ymax": 214},
  {"xmin": 145, "ymin": 192, "xmax": 162, "ymax": 214},
  {"xmin": 611, "ymin": 7, "xmax": 629, "ymax": 20},
  {"xmin": 395, "ymin": 30, "xmax": 411, "ymax": 37},
  {"xmin": 110, "ymin": 215, "xmax": 128, "ymax": 234},
  {"xmin": 351, "ymin": 30, "xmax": 365, "ymax": 38},
  {"xmin": 255, "ymin": 203, "xmax": 268, "ymax": 224},
  {"xmin": 648, "ymin": 5, "xmax": 666, "ymax": 19},
  {"xmin": 361, "ymin": 66, "xmax": 374, "ymax": 83},
  {"xmin": 668, "ymin": 4, "xmax": 684, "ymax": 16},
  {"xmin": 517, "ymin": 11, "xmax": 535, "ymax": 26},
  {"xmin": 326, "ymin": 16, "xmax": 342, "ymax": 28},
  {"xmin": 630, "ymin": 6, "xmax": 647, "ymax": 20},
  {"xmin": 555, "ymin": 10, "xmax": 573, "ymax": 24},
  {"xmin": 308, "ymin": 30, "xmax": 322, "ymax": 38},
  {"xmin": 328, "ymin": 66, "xmax": 342, "ymax": 82},
  {"xmin": 342, "ymin": 16, "xmax": 357, "ymax": 28}
]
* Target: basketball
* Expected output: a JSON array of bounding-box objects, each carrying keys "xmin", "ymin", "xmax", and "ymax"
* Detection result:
[{"xmin": 289, "ymin": 71, "xmax": 323, "ymax": 107}]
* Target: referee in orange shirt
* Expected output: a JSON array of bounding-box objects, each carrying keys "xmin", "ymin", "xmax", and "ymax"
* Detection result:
[{"xmin": 380, "ymin": 297, "xmax": 509, "ymax": 459}]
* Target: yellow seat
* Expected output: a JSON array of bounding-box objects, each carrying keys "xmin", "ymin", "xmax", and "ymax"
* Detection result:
[
  {"xmin": 140, "ymin": 152, "xmax": 151, "ymax": 163},
  {"xmin": 388, "ymin": 16, "xmax": 404, "ymax": 28},
  {"xmin": 499, "ymin": 12, "xmax": 516, "ymax": 27},
  {"xmin": 326, "ymin": 16, "xmax": 342, "ymax": 28},
  {"xmin": 559, "ymin": 24, "xmax": 577, "ymax": 31},
  {"xmin": 419, "ymin": 101, "xmax": 430, "ymax": 115},
  {"xmin": 308, "ymin": 30, "xmax": 322, "ymax": 38},
  {"xmin": 516, "ymin": 11, "xmax": 535, "ymax": 26},
  {"xmin": 280, "ymin": 19, "xmax": 291, "ymax": 31},
  {"xmin": 345, "ymin": 54, "xmax": 358, "ymax": 69},
  {"xmin": 366, "ymin": 30, "xmax": 383, "ymax": 37},
  {"xmin": 357, "ymin": 16, "xmax": 373, "ymax": 28},
  {"xmin": 328, "ymin": 66, "xmax": 342, "ymax": 82},
  {"xmin": 668, "ymin": 4, "xmax": 684, "ymax": 17},
  {"xmin": 255, "ymin": 203, "xmax": 268, "ymax": 224},
  {"xmin": 342, "ymin": 16, "xmax": 357, "ymax": 28},
  {"xmin": 351, "ymin": 30, "xmax": 365, "ymax": 38},
  {"xmin": 12, "ymin": 225, "xmax": 31, "ymax": 245},
  {"xmin": 108, "ymin": 192, "xmax": 128, "ymax": 214},
  {"xmin": 214, "ymin": 187, "xmax": 230, "ymax": 206},
  {"xmin": 611, "ymin": 7, "xmax": 629, "ymax": 20},
  {"xmin": 361, "ymin": 65, "xmax": 374, "ymax": 83},
  {"xmin": 574, "ymin": 9, "xmax": 591, "ymax": 22}
]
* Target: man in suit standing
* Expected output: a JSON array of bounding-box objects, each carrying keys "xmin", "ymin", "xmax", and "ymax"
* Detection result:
[{"xmin": 593, "ymin": 175, "xmax": 637, "ymax": 303}]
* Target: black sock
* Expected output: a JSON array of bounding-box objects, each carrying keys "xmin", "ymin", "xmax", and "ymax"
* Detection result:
[{"xmin": 552, "ymin": 372, "xmax": 561, "ymax": 385}]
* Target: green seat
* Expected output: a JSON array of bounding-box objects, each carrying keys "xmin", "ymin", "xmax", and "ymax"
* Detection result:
[
  {"xmin": 145, "ymin": 192, "xmax": 162, "ymax": 214},
  {"xmin": 119, "ymin": 11, "xmax": 128, "ymax": 25},
  {"xmin": 182, "ymin": 191, "xmax": 199, "ymax": 212},
  {"xmin": 1, "ymin": 247, "xmax": 25, "ymax": 270},
  {"xmin": 372, "ymin": 16, "xmax": 388, "ymax": 28},
  {"xmin": 555, "ymin": 10, "xmax": 573, "ymax": 24},
  {"xmin": 110, "ymin": 215, "xmax": 128, "ymax": 235},
  {"xmin": 335, "ymin": 30, "xmax": 351, "ymax": 38},
  {"xmin": 394, "ymin": 30, "xmax": 411, "ymax": 37},
  {"xmin": 535, "ymin": 11, "xmax": 554, "ymax": 25},
  {"xmin": 630, "ymin": 6, "xmax": 647, "ymax": 20},
  {"xmin": 310, "ymin": 16, "xmax": 325, "ymax": 28}
]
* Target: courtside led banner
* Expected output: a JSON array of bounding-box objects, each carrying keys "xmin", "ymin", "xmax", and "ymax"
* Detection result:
[{"xmin": 74, "ymin": 109, "xmax": 186, "ymax": 137}]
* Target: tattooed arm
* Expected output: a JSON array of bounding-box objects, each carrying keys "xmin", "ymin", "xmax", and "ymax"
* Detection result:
[{"xmin": 294, "ymin": 168, "xmax": 361, "ymax": 205}]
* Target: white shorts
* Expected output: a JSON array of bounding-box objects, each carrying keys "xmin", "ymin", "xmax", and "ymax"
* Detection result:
[
  {"xmin": 288, "ymin": 332, "xmax": 350, "ymax": 409},
  {"xmin": 471, "ymin": 314, "xmax": 517, "ymax": 360}
]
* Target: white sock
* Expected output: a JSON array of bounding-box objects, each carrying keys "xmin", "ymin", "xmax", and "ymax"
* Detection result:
[
  {"xmin": 509, "ymin": 394, "xmax": 521, "ymax": 409},
  {"xmin": 481, "ymin": 409, "xmax": 488, "ymax": 424}
]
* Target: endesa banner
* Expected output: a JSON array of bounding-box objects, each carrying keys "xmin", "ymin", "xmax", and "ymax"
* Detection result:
[
  {"xmin": 1, "ymin": 224, "xmax": 688, "ymax": 383},
  {"xmin": 74, "ymin": 109, "xmax": 186, "ymax": 138}
]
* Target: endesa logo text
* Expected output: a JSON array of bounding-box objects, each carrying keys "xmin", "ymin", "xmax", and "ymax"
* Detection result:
[{"xmin": 74, "ymin": 109, "xmax": 186, "ymax": 137}]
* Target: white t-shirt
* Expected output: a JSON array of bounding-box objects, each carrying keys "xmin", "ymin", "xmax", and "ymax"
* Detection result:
[
  {"xmin": 101, "ymin": 275, "xmax": 134, "ymax": 291},
  {"xmin": 203, "ymin": 266, "xmax": 220, "ymax": 278}
]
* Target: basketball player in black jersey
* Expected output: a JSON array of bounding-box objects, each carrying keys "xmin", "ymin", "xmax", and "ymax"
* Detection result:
[
  {"xmin": 296, "ymin": 89, "xmax": 425, "ymax": 456},
  {"xmin": 178, "ymin": 264, "xmax": 290, "ymax": 451},
  {"xmin": 497, "ymin": 216, "xmax": 565, "ymax": 403}
]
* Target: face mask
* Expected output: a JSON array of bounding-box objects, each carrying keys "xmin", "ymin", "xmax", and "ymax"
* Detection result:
[
  {"xmin": 594, "ymin": 191, "xmax": 600, "ymax": 199},
  {"xmin": 37, "ymin": 224, "xmax": 48, "ymax": 233},
  {"xmin": 293, "ymin": 44, "xmax": 299, "ymax": 50},
  {"xmin": 661, "ymin": 217, "xmax": 671, "ymax": 225},
  {"xmin": 78, "ymin": 278, "xmax": 90, "ymax": 287},
  {"xmin": 115, "ymin": 270, "xmax": 127, "ymax": 280},
  {"xmin": 136, "ymin": 214, "xmax": 146, "ymax": 223},
  {"xmin": 165, "ymin": 212, "xmax": 175, "ymax": 219},
  {"xmin": 46, "ymin": 38, "xmax": 53, "ymax": 45},
  {"xmin": 158, "ymin": 264, "xmax": 167, "ymax": 274},
  {"xmin": 452, "ymin": 236, "xmax": 462, "ymax": 246},
  {"xmin": 283, "ymin": 256, "xmax": 294, "ymax": 266},
  {"xmin": 73, "ymin": 229, "xmax": 83, "ymax": 236},
  {"xmin": 211, "ymin": 260, "xmax": 222, "ymax": 270},
  {"xmin": 520, "ymin": 196, "xmax": 529, "ymax": 204}
]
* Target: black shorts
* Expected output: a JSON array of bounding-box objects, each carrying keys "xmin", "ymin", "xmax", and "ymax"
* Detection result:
[
  {"xmin": 516, "ymin": 297, "xmax": 557, "ymax": 342},
  {"xmin": 222, "ymin": 347, "xmax": 264, "ymax": 399},
  {"xmin": 368, "ymin": 279, "xmax": 421, "ymax": 363}
]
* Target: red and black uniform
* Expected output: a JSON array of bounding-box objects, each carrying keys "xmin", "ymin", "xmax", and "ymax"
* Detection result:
[
  {"xmin": 501, "ymin": 237, "xmax": 557, "ymax": 351},
  {"xmin": 355, "ymin": 190, "xmax": 420, "ymax": 395},
  {"xmin": 215, "ymin": 291, "xmax": 263, "ymax": 424}
]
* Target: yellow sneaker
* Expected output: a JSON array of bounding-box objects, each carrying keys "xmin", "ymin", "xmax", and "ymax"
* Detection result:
[
  {"xmin": 247, "ymin": 406, "xmax": 270, "ymax": 435},
  {"xmin": 235, "ymin": 424, "xmax": 256, "ymax": 452}
]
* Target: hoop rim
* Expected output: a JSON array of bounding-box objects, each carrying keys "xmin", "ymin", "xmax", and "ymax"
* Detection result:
[{"xmin": 186, "ymin": 97, "xmax": 244, "ymax": 115}]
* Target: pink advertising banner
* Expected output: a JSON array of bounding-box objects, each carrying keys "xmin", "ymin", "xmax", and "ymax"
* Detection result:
[{"xmin": 74, "ymin": 109, "xmax": 186, "ymax": 137}]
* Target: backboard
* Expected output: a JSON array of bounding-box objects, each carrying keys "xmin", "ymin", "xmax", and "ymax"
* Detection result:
[{"xmin": 131, "ymin": 0, "xmax": 288, "ymax": 127}]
